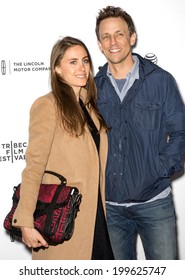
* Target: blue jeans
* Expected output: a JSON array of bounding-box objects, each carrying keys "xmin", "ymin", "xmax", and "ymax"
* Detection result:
[{"xmin": 106, "ymin": 193, "xmax": 177, "ymax": 260}]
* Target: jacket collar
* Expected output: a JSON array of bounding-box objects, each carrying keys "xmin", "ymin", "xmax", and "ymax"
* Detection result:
[{"xmin": 95, "ymin": 53, "xmax": 158, "ymax": 79}]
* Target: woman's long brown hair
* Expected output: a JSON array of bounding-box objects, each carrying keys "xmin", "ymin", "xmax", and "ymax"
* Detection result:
[{"xmin": 50, "ymin": 36, "xmax": 108, "ymax": 136}]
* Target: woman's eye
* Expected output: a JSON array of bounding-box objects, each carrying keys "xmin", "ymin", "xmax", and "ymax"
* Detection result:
[
  {"xmin": 83, "ymin": 58, "xmax": 89, "ymax": 64},
  {"xmin": 70, "ymin": 60, "xmax": 77, "ymax": 65}
]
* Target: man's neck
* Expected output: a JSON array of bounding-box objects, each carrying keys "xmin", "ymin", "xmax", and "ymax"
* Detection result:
[{"xmin": 108, "ymin": 56, "xmax": 135, "ymax": 79}]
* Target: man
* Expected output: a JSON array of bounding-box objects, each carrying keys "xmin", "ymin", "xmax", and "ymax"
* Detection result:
[{"xmin": 94, "ymin": 5, "xmax": 185, "ymax": 259}]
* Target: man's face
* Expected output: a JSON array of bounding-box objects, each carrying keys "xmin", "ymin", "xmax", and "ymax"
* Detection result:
[{"xmin": 98, "ymin": 17, "xmax": 136, "ymax": 65}]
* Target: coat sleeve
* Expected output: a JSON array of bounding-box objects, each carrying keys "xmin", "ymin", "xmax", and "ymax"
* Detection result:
[
  {"xmin": 12, "ymin": 94, "xmax": 57, "ymax": 228},
  {"xmin": 159, "ymin": 73, "xmax": 185, "ymax": 177}
]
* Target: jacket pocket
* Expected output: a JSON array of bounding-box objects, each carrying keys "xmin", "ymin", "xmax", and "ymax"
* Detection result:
[{"xmin": 133, "ymin": 102, "xmax": 161, "ymax": 130}]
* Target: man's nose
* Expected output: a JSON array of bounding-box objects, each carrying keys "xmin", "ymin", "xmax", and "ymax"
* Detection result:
[{"xmin": 110, "ymin": 35, "xmax": 116, "ymax": 45}]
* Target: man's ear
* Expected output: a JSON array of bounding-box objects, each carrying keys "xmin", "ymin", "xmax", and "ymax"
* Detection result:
[
  {"xmin": 97, "ymin": 40, "xmax": 103, "ymax": 52},
  {"xmin": 130, "ymin": 32, "xmax": 137, "ymax": 46}
]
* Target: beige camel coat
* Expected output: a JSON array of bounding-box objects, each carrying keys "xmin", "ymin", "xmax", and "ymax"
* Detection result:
[{"xmin": 12, "ymin": 90, "xmax": 108, "ymax": 260}]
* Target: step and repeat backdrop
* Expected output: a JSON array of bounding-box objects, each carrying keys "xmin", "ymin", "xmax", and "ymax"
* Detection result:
[{"xmin": 0, "ymin": 0, "xmax": 185, "ymax": 260}]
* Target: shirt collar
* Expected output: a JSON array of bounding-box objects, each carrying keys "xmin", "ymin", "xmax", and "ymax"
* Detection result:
[{"xmin": 107, "ymin": 55, "xmax": 139, "ymax": 80}]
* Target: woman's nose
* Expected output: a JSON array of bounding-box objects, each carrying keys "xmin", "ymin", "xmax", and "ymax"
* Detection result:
[{"xmin": 79, "ymin": 62, "xmax": 85, "ymax": 70}]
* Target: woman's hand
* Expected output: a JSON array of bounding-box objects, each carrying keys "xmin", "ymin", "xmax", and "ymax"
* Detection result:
[{"xmin": 21, "ymin": 227, "xmax": 49, "ymax": 249}]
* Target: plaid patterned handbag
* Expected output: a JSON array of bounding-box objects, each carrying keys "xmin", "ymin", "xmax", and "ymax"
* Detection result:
[{"xmin": 3, "ymin": 170, "xmax": 82, "ymax": 245}]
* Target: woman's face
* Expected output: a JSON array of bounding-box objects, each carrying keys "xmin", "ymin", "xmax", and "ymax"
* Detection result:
[{"xmin": 55, "ymin": 45, "xmax": 90, "ymax": 96}]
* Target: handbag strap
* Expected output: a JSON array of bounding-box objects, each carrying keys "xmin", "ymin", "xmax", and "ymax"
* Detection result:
[{"xmin": 44, "ymin": 170, "xmax": 67, "ymax": 184}]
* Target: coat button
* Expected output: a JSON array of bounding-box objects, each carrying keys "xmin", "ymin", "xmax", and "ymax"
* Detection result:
[{"xmin": 13, "ymin": 219, "xmax": 17, "ymax": 223}]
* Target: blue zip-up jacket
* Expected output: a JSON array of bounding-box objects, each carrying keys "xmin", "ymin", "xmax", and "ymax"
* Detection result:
[{"xmin": 95, "ymin": 53, "xmax": 185, "ymax": 203}]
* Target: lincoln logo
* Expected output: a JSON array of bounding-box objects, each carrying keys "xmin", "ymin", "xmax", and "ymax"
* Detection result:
[{"xmin": 1, "ymin": 60, "xmax": 6, "ymax": 75}]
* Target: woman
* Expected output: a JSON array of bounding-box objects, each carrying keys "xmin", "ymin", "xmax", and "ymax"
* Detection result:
[{"xmin": 12, "ymin": 36, "xmax": 114, "ymax": 260}]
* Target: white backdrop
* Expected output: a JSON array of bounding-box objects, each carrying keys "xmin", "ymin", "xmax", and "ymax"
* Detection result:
[{"xmin": 0, "ymin": 0, "xmax": 185, "ymax": 260}]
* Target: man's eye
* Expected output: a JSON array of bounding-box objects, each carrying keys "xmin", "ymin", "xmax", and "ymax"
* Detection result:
[
  {"xmin": 102, "ymin": 35, "xmax": 110, "ymax": 40},
  {"xmin": 116, "ymin": 32, "xmax": 124, "ymax": 37}
]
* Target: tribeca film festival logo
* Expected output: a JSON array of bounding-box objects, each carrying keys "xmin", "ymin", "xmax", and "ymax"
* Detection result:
[
  {"xmin": 0, "ymin": 141, "xmax": 27, "ymax": 163},
  {"xmin": 1, "ymin": 60, "xmax": 50, "ymax": 75}
]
